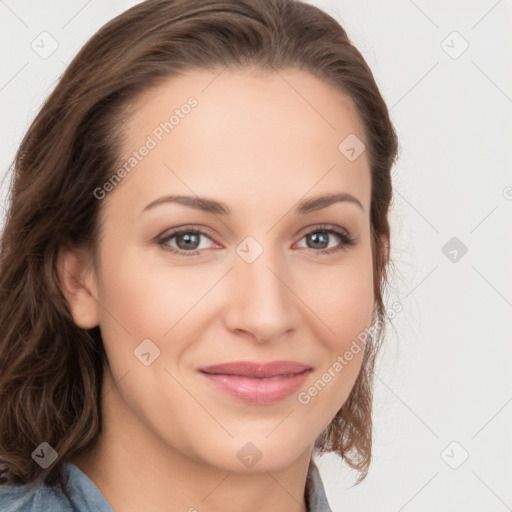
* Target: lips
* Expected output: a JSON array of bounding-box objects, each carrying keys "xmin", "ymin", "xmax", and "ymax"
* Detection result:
[
  {"xmin": 198, "ymin": 360, "xmax": 313, "ymax": 404},
  {"xmin": 198, "ymin": 360, "xmax": 312, "ymax": 378}
]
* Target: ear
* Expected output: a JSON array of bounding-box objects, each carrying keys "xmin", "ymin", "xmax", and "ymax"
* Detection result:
[{"xmin": 56, "ymin": 244, "xmax": 99, "ymax": 329}]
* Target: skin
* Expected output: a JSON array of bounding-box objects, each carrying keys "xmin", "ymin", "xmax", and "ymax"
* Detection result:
[{"xmin": 59, "ymin": 67, "xmax": 375, "ymax": 512}]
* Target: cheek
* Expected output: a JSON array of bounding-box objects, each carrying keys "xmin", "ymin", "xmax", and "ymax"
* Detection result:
[
  {"xmin": 294, "ymin": 247, "xmax": 374, "ymax": 414},
  {"xmin": 299, "ymin": 249, "xmax": 375, "ymax": 350},
  {"xmin": 327, "ymin": 276, "xmax": 374, "ymax": 350},
  {"xmin": 96, "ymin": 248, "xmax": 204, "ymax": 339},
  {"xmin": 297, "ymin": 269, "xmax": 372, "ymax": 424}
]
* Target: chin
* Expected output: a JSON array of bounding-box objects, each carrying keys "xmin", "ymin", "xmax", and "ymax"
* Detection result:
[{"xmin": 193, "ymin": 436, "xmax": 311, "ymax": 474}]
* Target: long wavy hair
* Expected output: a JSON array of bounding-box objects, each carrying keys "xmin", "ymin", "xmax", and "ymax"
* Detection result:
[{"xmin": 0, "ymin": 0, "xmax": 398, "ymax": 489}]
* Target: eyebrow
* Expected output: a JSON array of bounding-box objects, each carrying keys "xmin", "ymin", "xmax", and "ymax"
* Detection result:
[{"xmin": 141, "ymin": 192, "xmax": 364, "ymax": 216}]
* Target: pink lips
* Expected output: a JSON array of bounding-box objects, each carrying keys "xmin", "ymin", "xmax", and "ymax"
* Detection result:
[{"xmin": 198, "ymin": 361, "xmax": 312, "ymax": 404}]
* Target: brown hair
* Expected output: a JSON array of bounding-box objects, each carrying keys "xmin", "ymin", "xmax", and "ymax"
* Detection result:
[{"xmin": 0, "ymin": 0, "xmax": 398, "ymax": 489}]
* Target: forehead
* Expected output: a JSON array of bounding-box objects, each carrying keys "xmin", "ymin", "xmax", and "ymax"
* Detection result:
[{"xmin": 111, "ymin": 67, "xmax": 371, "ymax": 216}]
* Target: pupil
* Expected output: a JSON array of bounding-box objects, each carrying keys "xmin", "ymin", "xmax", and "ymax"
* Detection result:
[
  {"xmin": 309, "ymin": 232, "xmax": 328, "ymax": 249},
  {"xmin": 178, "ymin": 233, "xmax": 199, "ymax": 250}
]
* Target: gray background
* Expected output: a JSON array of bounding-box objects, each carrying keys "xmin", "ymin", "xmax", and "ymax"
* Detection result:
[{"xmin": 1, "ymin": 1, "xmax": 511, "ymax": 510}]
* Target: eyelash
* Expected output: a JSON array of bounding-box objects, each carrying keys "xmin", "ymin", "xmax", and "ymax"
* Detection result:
[{"xmin": 157, "ymin": 223, "xmax": 357, "ymax": 257}]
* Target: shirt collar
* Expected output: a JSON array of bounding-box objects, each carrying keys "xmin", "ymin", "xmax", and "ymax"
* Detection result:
[
  {"xmin": 64, "ymin": 457, "xmax": 333, "ymax": 512},
  {"xmin": 305, "ymin": 458, "xmax": 333, "ymax": 512}
]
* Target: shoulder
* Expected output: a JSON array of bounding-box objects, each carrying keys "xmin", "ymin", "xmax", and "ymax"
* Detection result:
[
  {"xmin": 0, "ymin": 463, "xmax": 112, "ymax": 512},
  {"xmin": 0, "ymin": 480, "xmax": 74, "ymax": 512}
]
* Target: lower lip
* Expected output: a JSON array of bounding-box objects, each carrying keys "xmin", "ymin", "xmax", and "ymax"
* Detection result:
[{"xmin": 200, "ymin": 370, "xmax": 311, "ymax": 404}]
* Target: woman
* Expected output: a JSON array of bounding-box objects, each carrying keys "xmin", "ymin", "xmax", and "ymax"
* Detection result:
[{"xmin": 0, "ymin": 0, "xmax": 398, "ymax": 510}]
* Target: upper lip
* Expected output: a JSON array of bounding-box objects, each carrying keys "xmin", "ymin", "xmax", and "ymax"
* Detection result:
[{"xmin": 198, "ymin": 360, "xmax": 312, "ymax": 378}]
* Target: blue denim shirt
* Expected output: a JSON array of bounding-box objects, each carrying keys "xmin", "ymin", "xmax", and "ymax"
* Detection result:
[{"xmin": 0, "ymin": 457, "xmax": 332, "ymax": 511}]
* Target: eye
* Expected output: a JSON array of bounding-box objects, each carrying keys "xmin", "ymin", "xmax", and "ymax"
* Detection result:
[
  {"xmin": 157, "ymin": 223, "xmax": 356, "ymax": 257},
  {"xmin": 157, "ymin": 226, "xmax": 217, "ymax": 256},
  {"xmin": 295, "ymin": 224, "xmax": 356, "ymax": 255}
]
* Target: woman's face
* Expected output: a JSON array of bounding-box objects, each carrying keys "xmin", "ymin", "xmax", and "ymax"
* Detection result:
[{"xmin": 82, "ymin": 67, "xmax": 374, "ymax": 472}]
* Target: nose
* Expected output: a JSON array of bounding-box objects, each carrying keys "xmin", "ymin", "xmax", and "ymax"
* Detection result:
[{"xmin": 223, "ymin": 244, "xmax": 300, "ymax": 344}]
